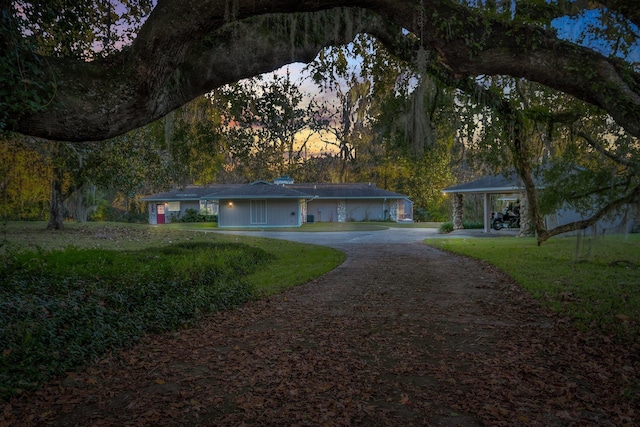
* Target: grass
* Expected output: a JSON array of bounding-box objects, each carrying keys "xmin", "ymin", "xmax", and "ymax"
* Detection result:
[
  {"xmin": 426, "ymin": 233, "xmax": 640, "ymax": 341},
  {"xmin": 0, "ymin": 221, "xmax": 345, "ymax": 399},
  {"xmin": 165, "ymin": 221, "xmax": 441, "ymax": 232}
]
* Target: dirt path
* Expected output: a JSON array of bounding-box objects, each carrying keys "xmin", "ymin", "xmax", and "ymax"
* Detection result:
[{"xmin": 3, "ymin": 242, "xmax": 637, "ymax": 426}]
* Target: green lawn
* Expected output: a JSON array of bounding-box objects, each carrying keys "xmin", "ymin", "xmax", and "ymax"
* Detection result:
[{"xmin": 426, "ymin": 234, "xmax": 640, "ymax": 341}]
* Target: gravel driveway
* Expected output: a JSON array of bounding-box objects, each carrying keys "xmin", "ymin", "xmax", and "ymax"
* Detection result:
[{"xmin": 4, "ymin": 228, "xmax": 635, "ymax": 426}]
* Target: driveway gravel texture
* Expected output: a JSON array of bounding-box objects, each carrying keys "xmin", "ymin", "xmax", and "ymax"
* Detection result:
[{"xmin": 2, "ymin": 230, "xmax": 637, "ymax": 426}]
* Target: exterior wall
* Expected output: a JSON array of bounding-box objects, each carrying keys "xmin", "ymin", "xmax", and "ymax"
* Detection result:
[
  {"xmin": 307, "ymin": 198, "xmax": 412, "ymax": 222},
  {"xmin": 218, "ymin": 200, "xmax": 249, "ymax": 227},
  {"xmin": 399, "ymin": 198, "xmax": 413, "ymax": 221},
  {"xmin": 166, "ymin": 200, "xmax": 200, "ymax": 222},
  {"xmin": 544, "ymin": 203, "xmax": 636, "ymax": 235},
  {"xmin": 306, "ymin": 200, "xmax": 339, "ymax": 222},
  {"xmin": 148, "ymin": 195, "xmax": 413, "ymax": 225},
  {"xmin": 337, "ymin": 200, "xmax": 347, "ymax": 222},
  {"xmin": 218, "ymin": 199, "xmax": 303, "ymax": 228},
  {"xmin": 345, "ymin": 200, "xmax": 390, "ymax": 221},
  {"xmin": 390, "ymin": 200, "xmax": 399, "ymax": 221}
]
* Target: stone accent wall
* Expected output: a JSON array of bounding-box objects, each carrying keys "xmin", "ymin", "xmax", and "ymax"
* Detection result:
[
  {"xmin": 337, "ymin": 200, "xmax": 347, "ymax": 222},
  {"xmin": 453, "ymin": 193, "xmax": 464, "ymax": 229},
  {"xmin": 390, "ymin": 200, "xmax": 399, "ymax": 221},
  {"xmin": 148, "ymin": 204, "xmax": 157, "ymax": 225}
]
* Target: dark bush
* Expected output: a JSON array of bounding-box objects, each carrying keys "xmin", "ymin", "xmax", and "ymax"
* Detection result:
[
  {"xmin": 177, "ymin": 209, "xmax": 217, "ymax": 223},
  {"xmin": 439, "ymin": 222, "xmax": 454, "ymax": 233}
]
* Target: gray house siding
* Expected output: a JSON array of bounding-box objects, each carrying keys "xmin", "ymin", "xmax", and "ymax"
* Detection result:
[
  {"xmin": 218, "ymin": 200, "xmax": 249, "ymax": 227},
  {"xmin": 218, "ymin": 199, "xmax": 303, "ymax": 228},
  {"xmin": 545, "ymin": 203, "xmax": 637, "ymax": 235},
  {"xmin": 169, "ymin": 200, "xmax": 200, "ymax": 221},
  {"xmin": 346, "ymin": 200, "xmax": 390, "ymax": 222},
  {"xmin": 307, "ymin": 198, "xmax": 411, "ymax": 222},
  {"xmin": 307, "ymin": 200, "xmax": 339, "ymax": 222},
  {"xmin": 442, "ymin": 173, "xmax": 638, "ymax": 235}
]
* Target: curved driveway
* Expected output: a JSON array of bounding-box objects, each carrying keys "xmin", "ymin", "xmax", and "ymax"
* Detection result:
[{"xmin": 210, "ymin": 227, "xmax": 444, "ymax": 248}]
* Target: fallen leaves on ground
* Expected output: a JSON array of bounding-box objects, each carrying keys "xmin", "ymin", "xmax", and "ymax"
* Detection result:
[{"xmin": 2, "ymin": 243, "xmax": 638, "ymax": 426}]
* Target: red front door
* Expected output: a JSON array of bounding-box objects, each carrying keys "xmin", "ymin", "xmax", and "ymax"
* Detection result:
[{"xmin": 156, "ymin": 204, "xmax": 165, "ymax": 224}]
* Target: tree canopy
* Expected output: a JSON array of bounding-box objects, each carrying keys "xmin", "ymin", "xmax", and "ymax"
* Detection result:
[{"xmin": 2, "ymin": 0, "xmax": 639, "ymax": 142}]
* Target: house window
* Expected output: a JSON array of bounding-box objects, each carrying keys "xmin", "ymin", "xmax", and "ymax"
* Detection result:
[
  {"xmin": 167, "ymin": 201, "xmax": 180, "ymax": 211},
  {"xmin": 251, "ymin": 200, "xmax": 267, "ymax": 224},
  {"xmin": 200, "ymin": 200, "xmax": 218, "ymax": 215}
]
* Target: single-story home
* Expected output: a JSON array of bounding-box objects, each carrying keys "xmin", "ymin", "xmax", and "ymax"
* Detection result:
[{"xmin": 142, "ymin": 178, "xmax": 413, "ymax": 227}]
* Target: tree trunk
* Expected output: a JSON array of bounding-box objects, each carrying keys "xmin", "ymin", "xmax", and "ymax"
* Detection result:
[
  {"xmin": 46, "ymin": 167, "xmax": 65, "ymax": 230},
  {"xmin": 518, "ymin": 193, "xmax": 533, "ymax": 237}
]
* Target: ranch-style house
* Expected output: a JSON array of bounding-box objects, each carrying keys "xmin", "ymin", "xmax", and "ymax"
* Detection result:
[{"xmin": 143, "ymin": 178, "xmax": 413, "ymax": 228}]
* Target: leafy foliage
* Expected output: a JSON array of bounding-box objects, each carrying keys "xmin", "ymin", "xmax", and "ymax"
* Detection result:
[
  {"xmin": 306, "ymin": 35, "xmax": 458, "ymax": 217},
  {"xmin": 210, "ymin": 69, "xmax": 326, "ymax": 181},
  {"xmin": 0, "ymin": 241, "xmax": 269, "ymax": 399},
  {"xmin": 0, "ymin": 135, "xmax": 51, "ymax": 220},
  {"xmin": 18, "ymin": 0, "xmax": 153, "ymax": 59},
  {"xmin": 1, "ymin": 1, "xmax": 153, "ymax": 130},
  {"xmin": 176, "ymin": 208, "xmax": 217, "ymax": 223}
]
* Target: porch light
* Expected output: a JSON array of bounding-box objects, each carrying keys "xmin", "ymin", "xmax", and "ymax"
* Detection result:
[{"xmin": 228, "ymin": 201, "xmax": 233, "ymax": 207}]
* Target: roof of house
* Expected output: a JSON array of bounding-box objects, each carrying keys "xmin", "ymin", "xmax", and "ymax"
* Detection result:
[
  {"xmin": 143, "ymin": 181, "xmax": 410, "ymax": 201},
  {"xmin": 441, "ymin": 174, "xmax": 523, "ymax": 194},
  {"xmin": 287, "ymin": 183, "xmax": 409, "ymax": 199},
  {"xmin": 212, "ymin": 181, "xmax": 310, "ymax": 199},
  {"xmin": 141, "ymin": 184, "xmax": 240, "ymax": 201},
  {"xmin": 442, "ymin": 169, "xmax": 548, "ymax": 194}
]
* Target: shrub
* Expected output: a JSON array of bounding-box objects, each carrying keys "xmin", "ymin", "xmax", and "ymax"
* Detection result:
[
  {"xmin": 178, "ymin": 209, "xmax": 217, "ymax": 223},
  {"xmin": 414, "ymin": 207, "xmax": 430, "ymax": 222},
  {"xmin": 181, "ymin": 208, "xmax": 200, "ymax": 222},
  {"xmin": 463, "ymin": 220, "xmax": 484, "ymax": 229},
  {"xmin": 439, "ymin": 222, "xmax": 454, "ymax": 233}
]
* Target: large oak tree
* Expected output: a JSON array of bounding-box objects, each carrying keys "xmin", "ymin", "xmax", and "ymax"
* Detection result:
[
  {"xmin": 2, "ymin": 0, "xmax": 639, "ymax": 241},
  {"xmin": 2, "ymin": 0, "xmax": 639, "ymax": 142}
]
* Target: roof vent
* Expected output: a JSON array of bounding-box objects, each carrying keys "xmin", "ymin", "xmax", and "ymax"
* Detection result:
[{"xmin": 274, "ymin": 175, "xmax": 294, "ymax": 185}]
